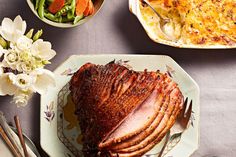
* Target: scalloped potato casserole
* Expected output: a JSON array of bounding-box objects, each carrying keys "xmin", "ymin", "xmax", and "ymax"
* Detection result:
[{"xmin": 140, "ymin": 0, "xmax": 236, "ymax": 46}]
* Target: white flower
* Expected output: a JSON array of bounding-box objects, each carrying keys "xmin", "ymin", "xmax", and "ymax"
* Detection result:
[
  {"xmin": 31, "ymin": 39, "xmax": 56, "ymax": 60},
  {"xmin": 0, "ymin": 63, "xmax": 3, "ymax": 75},
  {"xmin": 3, "ymin": 49, "xmax": 19, "ymax": 70},
  {"xmin": 0, "ymin": 45, "xmax": 3, "ymax": 57},
  {"xmin": 0, "ymin": 45, "xmax": 4, "ymax": 57},
  {"xmin": 30, "ymin": 69, "xmax": 56, "ymax": 94},
  {"xmin": 0, "ymin": 72, "xmax": 35, "ymax": 96},
  {"xmin": 0, "ymin": 16, "xmax": 57, "ymax": 107},
  {"xmin": 14, "ymin": 73, "xmax": 35, "ymax": 91},
  {"xmin": 16, "ymin": 61, "xmax": 33, "ymax": 73},
  {"xmin": 12, "ymin": 90, "xmax": 33, "ymax": 107},
  {"xmin": 0, "ymin": 45, "xmax": 8, "ymax": 58},
  {"xmin": 0, "ymin": 72, "xmax": 34, "ymax": 107},
  {"xmin": 15, "ymin": 35, "xmax": 33, "ymax": 52},
  {"xmin": 0, "ymin": 15, "xmax": 26, "ymax": 43},
  {"xmin": 0, "ymin": 73, "xmax": 18, "ymax": 95}
]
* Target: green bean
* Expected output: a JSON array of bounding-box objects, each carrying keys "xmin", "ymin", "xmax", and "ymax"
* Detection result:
[
  {"xmin": 35, "ymin": 0, "xmax": 40, "ymax": 10},
  {"xmin": 73, "ymin": 15, "xmax": 84, "ymax": 24},
  {"xmin": 44, "ymin": 12, "xmax": 55, "ymax": 20},
  {"xmin": 26, "ymin": 29, "xmax": 34, "ymax": 39},
  {"xmin": 61, "ymin": 16, "xmax": 74, "ymax": 23},
  {"xmin": 58, "ymin": 16, "xmax": 63, "ymax": 23},
  {"xmin": 44, "ymin": 12, "xmax": 59, "ymax": 21},
  {"xmin": 67, "ymin": 14, "xmax": 75, "ymax": 22},
  {"xmin": 55, "ymin": 5, "xmax": 72, "ymax": 17},
  {"xmin": 33, "ymin": 29, "xmax": 43, "ymax": 41},
  {"xmin": 71, "ymin": 0, "xmax": 76, "ymax": 14},
  {"xmin": 67, "ymin": 0, "xmax": 76, "ymax": 20},
  {"xmin": 44, "ymin": 12, "xmax": 62, "ymax": 22},
  {"xmin": 38, "ymin": 0, "xmax": 46, "ymax": 18}
]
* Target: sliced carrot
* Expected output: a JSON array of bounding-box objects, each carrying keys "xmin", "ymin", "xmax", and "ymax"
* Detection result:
[
  {"xmin": 83, "ymin": 0, "xmax": 94, "ymax": 16},
  {"xmin": 83, "ymin": 3, "xmax": 90, "ymax": 16},
  {"xmin": 48, "ymin": 0, "xmax": 65, "ymax": 14},
  {"xmin": 89, "ymin": 0, "xmax": 95, "ymax": 15},
  {"xmin": 76, "ymin": 0, "xmax": 89, "ymax": 16}
]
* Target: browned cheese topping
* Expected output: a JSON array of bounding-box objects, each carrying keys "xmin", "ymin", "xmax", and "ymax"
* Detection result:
[{"xmin": 140, "ymin": 0, "xmax": 236, "ymax": 45}]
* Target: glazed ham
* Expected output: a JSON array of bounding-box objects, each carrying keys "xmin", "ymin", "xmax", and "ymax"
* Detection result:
[{"xmin": 70, "ymin": 62, "xmax": 184, "ymax": 157}]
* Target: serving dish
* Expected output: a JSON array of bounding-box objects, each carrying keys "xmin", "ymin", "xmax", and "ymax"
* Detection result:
[
  {"xmin": 26, "ymin": 0, "xmax": 105, "ymax": 28},
  {"xmin": 129, "ymin": 0, "xmax": 236, "ymax": 49},
  {"xmin": 40, "ymin": 54, "xmax": 200, "ymax": 157}
]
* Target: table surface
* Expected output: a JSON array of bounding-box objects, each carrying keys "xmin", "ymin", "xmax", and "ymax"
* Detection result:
[{"xmin": 0, "ymin": 0, "xmax": 236, "ymax": 157}]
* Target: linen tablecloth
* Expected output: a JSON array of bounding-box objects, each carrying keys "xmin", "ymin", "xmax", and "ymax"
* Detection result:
[{"xmin": 0, "ymin": 0, "xmax": 236, "ymax": 157}]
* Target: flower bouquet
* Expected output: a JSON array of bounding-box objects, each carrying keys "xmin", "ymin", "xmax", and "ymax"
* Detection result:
[{"xmin": 0, "ymin": 16, "xmax": 56, "ymax": 107}]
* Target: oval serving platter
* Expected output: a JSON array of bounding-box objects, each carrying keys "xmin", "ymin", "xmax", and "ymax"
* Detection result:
[
  {"xmin": 40, "ymin": 54, "xmax": 200, "ymax": 157},
  {"xmin": 129, "ymin": 0, "xmax": 236, "ymax": 49}
]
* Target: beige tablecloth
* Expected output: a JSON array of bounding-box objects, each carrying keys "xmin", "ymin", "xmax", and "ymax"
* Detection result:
[{"xmin": 0, "ymin": 0, "xmax": 236, "ymax": 157}]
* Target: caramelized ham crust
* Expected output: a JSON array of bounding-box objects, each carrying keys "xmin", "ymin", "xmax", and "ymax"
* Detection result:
[{"xmin": 70, "ymin": 62, "xmax": 183, "ymax": 157}]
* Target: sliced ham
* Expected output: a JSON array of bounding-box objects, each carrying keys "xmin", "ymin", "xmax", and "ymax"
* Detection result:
[
  {"xmin": 70, "ymin": 62, "xmax": 184, "ymax": 157},
  {"xmin": 101, "ymin": 86, "xmax": 162, "ymax": 146},
  {"xmin": 108, "ymin": 75, "xmax": 177, "ymax": 151},
  {"xmin": 111, "ymin": 89, "xmax": 183, "ymax": 157},
  {"xmin": 110, "ymin": 91, "xmax": 170, "ymax": 151},
  {"xmin": 97, "ymin": 72, "xmax": 160, "ymax": 147}
]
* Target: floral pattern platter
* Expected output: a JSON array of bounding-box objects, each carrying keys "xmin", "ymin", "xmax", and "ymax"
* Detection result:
[{"xmin": 40, "ymin": 54, "xmax": 200, "ymax": 157}]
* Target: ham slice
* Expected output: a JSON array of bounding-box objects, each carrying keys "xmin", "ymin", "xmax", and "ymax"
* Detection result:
[
  {"xmin": 111, "ymin": 94, "xmax": 170, "ymax": 151},
  {"xmin": 100, "ymin": 86, "xmax": 163, "ymax": 147},
  {"xmin": 111, "ymin": 88, "xmax": 183, "ymax": 155},
  {"xmin": 70, "ymin": 62, "xmax": 184, "ymax": 157},
  {"xmin": 106, "ymin": 75, "xmax": 181, "ymax": 154},
  {"xmin": 111, "ymin": 88, "xmax": 183, "ymax": 157}
]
